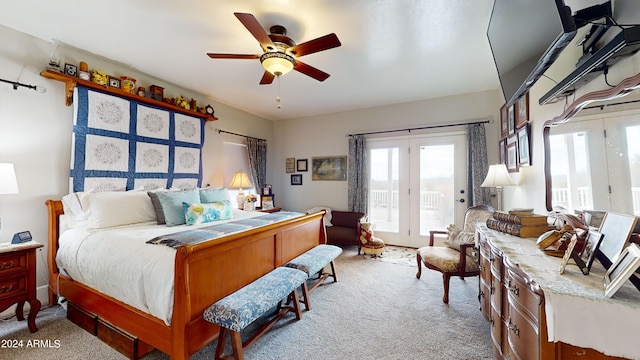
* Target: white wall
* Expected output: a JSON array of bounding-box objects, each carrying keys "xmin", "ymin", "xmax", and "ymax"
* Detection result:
[
  {"xmin": 0, "ymin": 25, "xmax": 274, "ymax": 309},
  {"xmin": 274, "ymin": 90, "xmax": 500, "ymax": 212}
]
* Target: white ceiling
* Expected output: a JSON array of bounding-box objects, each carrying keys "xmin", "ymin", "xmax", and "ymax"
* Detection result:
[{"xmin": 0, "ymin": 0, "xmax": 500, "ymax": 120}]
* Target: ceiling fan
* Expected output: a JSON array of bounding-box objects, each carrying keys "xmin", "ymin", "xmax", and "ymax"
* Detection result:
[{"xmin": 207, "ymin": 12, "xmax": 341, "ymax": 85}]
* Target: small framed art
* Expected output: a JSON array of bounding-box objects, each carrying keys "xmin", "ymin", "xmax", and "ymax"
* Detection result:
[
  {"xmin": 261, "ymin": 195, "xmax": 275, "ymax": 209},
  {"xmin": 262, "ymin": 184, "xmax": 272, "ymax": 195},
  {"xmin": 499, "ymin": 138, "xmax": 506, "ymax": 165},
  {"xmin": 64, "ymin": 63, "xmax": 78, "ymax": 77},
  {"xmin": 579, "ymin": 230, "xmax": 603, "ymax": 273},
  {"xmin": 559, "ymin": 236, "xmax": 578, "ymax": 275},
  {"xmin": 285, "ymin": 158, "xmax": 295, "ymax": 173},
  {"xmin": 604, "ymin": 243, "xmax": 640, "ymax": 298},
  {"xmin": 500, "ymin": 104, "xmax": 508, "ymax": 138},
  {"xmin": 517, "ymin": 124, "xmax": 531, "ymax": 166},
  {"xmin": 515, "ymin": 92, "xmax": 529, "ymax": 129},
  {"xmin": 598, "ymin": 212, "xmax": 638, "ymax": 265},
  {"xmin": 506, "ymin": 135, "xmax": 518, "ymax": 173},
  {"xmin": 108, "ymin": 76, "xmax": 121, "ymax": 89},
  {"xmin": 297, "ymin": 159, "xmax": 308, "ymax": 172},
  {"xmin": 291, "ymin": 174, "xmax": 302, "ymax": 185},
  {"xmin": 507, "ymin": 104, "xmax": 516, "ymax": 135}
]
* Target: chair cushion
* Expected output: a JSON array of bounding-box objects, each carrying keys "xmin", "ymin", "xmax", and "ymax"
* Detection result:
[
  {"xmin": 417, "ymin": 246, "xmax": 478, "ymax": 273},
  {"xmin": 284, "ymin": 244, "xmax": 342, "ymax": 277},
  {"xmin": 202, "ymin": 267, "xmax": 307, "ymax": 332}
]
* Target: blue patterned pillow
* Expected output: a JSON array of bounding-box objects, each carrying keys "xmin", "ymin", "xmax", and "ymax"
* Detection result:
[{"xmin": 183, "ymin": 200, "xmax": 233, "ymax": 225}]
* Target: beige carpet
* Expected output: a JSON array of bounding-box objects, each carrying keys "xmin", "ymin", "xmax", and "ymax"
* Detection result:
[
  {"xmin": 0, "ymin": 247, "xmax": 492, "ymax": 360},
  {"xmin": 363, "ymin": 245, "xmax": 417, "ymax": 267}
]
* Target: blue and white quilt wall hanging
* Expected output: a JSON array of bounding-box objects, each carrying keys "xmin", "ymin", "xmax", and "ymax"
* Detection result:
[{"xmin": 70, "ymin": 86, "xmax": 204, "ymax": 192}]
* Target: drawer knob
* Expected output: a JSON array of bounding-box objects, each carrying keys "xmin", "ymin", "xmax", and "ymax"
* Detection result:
[
  {"xmin": 0, "ymin": 261, "xmax": 13, "ymax": 270},
  {"xmin": 509, "ymin": 285, "xmax": 519, "ymax": 296},
  {"xmin": 508, "ymin": 320, "xmax": 520, "ymax": 337},
  {"xmin": 490, "ymin": 285, "xmax": 495, "ymax": 295},
  {"xmin": 0, "ymin": 284, "xmax": 14, "ymax": 294}
]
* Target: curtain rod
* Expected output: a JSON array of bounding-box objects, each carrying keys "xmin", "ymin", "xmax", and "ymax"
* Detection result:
[
  {"xmin": 347, "ymin": 119, "xmax": 493, "ymax": 137},
  {"xmin": 582, "ymin": 98, "xmax": 640, "ymax": 110},
  {"xmin": 216, "ymin": 129, "xmax": 266, "ymax": 142}
]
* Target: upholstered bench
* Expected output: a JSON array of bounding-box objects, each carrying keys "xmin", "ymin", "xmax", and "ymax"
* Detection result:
[
  {"xmin": 284, "ymin": 244, "xmax": 343, "ymax": 293},
  {"xmin": 203, "ymin": 266, "xmax": 310, "ymax": 360}
]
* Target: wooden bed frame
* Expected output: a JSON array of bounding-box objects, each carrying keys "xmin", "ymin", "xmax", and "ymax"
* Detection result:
[{"xmin": 46, "ymin": 200, "xmax": 326, "ymax": 359}]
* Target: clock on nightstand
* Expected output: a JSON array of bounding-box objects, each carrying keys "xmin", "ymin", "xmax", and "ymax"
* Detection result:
[{"xmin": 0, "ymin": 242, "xmax": 43, "ymax": 332}]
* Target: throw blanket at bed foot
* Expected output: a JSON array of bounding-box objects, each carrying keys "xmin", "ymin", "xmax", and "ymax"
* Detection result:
[{"xmin": 147, "ymin": 212, "xmax": 304, "ymax": 248}]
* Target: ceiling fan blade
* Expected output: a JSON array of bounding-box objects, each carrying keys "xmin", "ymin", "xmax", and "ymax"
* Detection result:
[
  {"xmin": 207, "ymin": 53, "xmax": 260, "ymax": 59},
  {"xmin": 288, "ymin": 33, "xmax": 341, "ymax": 57},
  {"xmin": 294, "ymin": 60, "xmax": 330, "ymax": 82},
  {"xmin": 234, "ymin": 12, "xmax": 275, "ymax": 50},
  {"xmin": 259, "ymin": 71, "xmax": 275, "ymax": 85}
]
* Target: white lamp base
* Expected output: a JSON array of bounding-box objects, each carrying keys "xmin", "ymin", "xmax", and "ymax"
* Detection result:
[{"xmin": 236, "ymin": 190, "xmax": 246, "ymax": 210}]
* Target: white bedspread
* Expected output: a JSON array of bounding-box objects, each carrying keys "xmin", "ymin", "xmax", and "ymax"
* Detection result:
[{"xmin": 56, "ymin": 210, "xmax": 264, "ymax": 325}]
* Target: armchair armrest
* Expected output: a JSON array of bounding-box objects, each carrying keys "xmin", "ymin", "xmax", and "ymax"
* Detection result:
[
  {"xmin": 429, "ymin": 230, "xmax": 447, "ymax": 246},
  {"xmin": 458, "ymin": 242, "xmax": 477, "ymax": 275}
]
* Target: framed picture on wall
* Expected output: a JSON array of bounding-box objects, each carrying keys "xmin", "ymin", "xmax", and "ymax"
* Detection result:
[
  {"xmin": 285, "ymin": 158, "xmax": 295, "ymax": 173},
  {"xmin": 297, "ymin": 159, "xmax": 308, "ymax": 172},
  {"xmin": 291, "ymin": 174, "xmax": 303, "ymax": 185},
  {"xmin": 312, "ymin": 156, "xmax": 347, "ymax": 181},
  {"xmin": 515, "ymin": 92, "xmax": 529, "ymax": 129},
  {"xmin": 506, "ymin": 135, "xmax": 518, "ymax": 173},
  {"xmin": 499, "ymin": 139, "xmax": 506, "ymax": 164},
  {"xmin": 508, "ymin": 104, "xmax": 516, "ymax": 135},
  {"xmin": 517, "ymin": 124, "xmax": 531, "ymax": 166},
  {"xmin": 500, "ymin": 104, "xmax": 509, "ymax": 138}
]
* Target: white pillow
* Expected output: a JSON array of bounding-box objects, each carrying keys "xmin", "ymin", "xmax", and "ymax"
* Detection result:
[
  {"xmin": 81, "ymin": 190, "xmax": 156, "ymax": 229},
  {"xmin": 61, "ymin": 192, "xmax": 87, "ymax": 228},
  {"xmin": 306, "ymin": 206, "xmax": 333, "ymax": 227}
]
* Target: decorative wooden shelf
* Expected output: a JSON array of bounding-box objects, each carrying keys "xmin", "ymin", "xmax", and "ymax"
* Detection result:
[{"xmin": 40, "ymin": 69, "xmax": 218, "ymax": 122}]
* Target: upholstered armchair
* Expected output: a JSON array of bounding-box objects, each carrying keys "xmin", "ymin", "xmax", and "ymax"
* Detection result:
[{"xmin": 416, "ymin": 205, "xmax": 495, "ymax": 303}]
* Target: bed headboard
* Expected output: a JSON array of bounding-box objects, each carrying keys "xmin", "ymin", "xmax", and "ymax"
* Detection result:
[{"xmin": 70, "ymin": 86, "xmax": 205, "ymax": 192}]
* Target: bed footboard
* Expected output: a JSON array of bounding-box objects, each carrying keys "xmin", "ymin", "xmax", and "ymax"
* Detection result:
[{"xmin": 46, "ymin": 199, "xmax": 326, "ymax": 360}]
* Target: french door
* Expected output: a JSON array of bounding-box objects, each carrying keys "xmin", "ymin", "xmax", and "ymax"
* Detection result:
[{"xmin": 368, "ymin": 132, "xmax": 468, "ymax": 248}]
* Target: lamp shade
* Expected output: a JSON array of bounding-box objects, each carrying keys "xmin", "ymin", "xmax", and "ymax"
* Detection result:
[
  {"xmin": 481, "ymin": 164, "xmax": 514, "ymax": 188},
  {"xmin": 229, "ymin": 172, "xmax": 252, "ymax": 189},
  {"xmin": 0, "ymin": 163, "xmax": 18, "ymax": 194}
]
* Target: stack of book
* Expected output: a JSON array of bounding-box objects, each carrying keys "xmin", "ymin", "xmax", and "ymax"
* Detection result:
[{"xmin": 486, "ymin": 209, "xmax": 554, "ymax": 238}]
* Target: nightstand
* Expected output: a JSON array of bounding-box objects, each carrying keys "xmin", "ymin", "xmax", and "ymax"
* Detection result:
[{"xmin": 0, "ymin": 242, "xmax": 43, "ymax": 332}]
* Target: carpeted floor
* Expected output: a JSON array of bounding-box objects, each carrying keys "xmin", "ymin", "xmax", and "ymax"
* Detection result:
[
  {"xmin": 0, "ymin": 247, "xmax": 493, "ymax": 360},
  {"xmin": 363, "ymin": 245, "xmax": 417, "ymax": 267}
]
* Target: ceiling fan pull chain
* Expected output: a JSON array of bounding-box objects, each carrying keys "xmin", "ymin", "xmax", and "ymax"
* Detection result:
[{"xmin": 276, "ymin": 75, "xmax": 282, "ymax": 110}]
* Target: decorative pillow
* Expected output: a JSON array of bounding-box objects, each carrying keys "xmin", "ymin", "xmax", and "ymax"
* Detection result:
[
  {"xmin": 199, "ymin": 187, "xmax": 230, "ymax": 203},
  {"xmin": 154, "ymin": 188, "xmax": 201, "ymax": 226},
  {"xmin": 183, "ymin": 201, "xmax": 233, "ymax": 225},
  {"xmin": 81, "ymin": 190, "xmax": 156, "ymax": 229},
  {"xmin": 61, "ymin": 192, "xmax": 86, "ymax": 228},
  {"xmin": 147, "ymin": 191, "xmax": 168, "ymax": 225}
]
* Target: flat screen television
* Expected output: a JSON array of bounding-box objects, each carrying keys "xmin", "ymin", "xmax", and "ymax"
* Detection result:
[{"xmin": 487, "ymin": 0, "xmax": 577, "ymax": 107}]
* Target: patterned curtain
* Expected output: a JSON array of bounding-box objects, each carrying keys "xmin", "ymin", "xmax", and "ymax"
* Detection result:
[
  {"xmin": 348, "ymin": 135, "xmax": 369, "ymax": 213},
  {"xmin": 467, "ymin": 123, "xmax": 491, "ymax": 206},
  {"xmin": 246, "ymin": 138, "xmax": 267, "ymax": 192}
]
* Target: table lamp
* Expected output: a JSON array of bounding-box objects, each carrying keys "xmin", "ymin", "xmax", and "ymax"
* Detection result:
[
  {"xmin": 481, "ymin": 164, "xmax": 513, "ymax": 211},
  {"xmin": 0, "ymin": 163, "xmax": 19, "ymax": 230},
  {"xmin": 229, "ymin": 171, "xmax": 252, "ymax": 209}
]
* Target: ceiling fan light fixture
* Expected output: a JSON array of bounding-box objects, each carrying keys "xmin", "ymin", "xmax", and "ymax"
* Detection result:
[{"xmin": 260, "ymin": 52, "xmax": 295, "ymax": 76}]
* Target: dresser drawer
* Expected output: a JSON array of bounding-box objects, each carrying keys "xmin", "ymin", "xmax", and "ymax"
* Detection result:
[
  {"xmin": 0, "ymin": 251, "xmax": 27, "ymax": 276},
  {"xmin": 0, "ymin": 275, "xmax": 27, "ymax": 299},
  {"xmin": 507, "ymin": 267, "xmax": 542, "ymax": 324},
  {"xmin": 507, "ymin": 302, "xmax": 540, "ymax": 360}
]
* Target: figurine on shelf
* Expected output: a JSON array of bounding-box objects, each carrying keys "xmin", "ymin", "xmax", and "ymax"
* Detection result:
[
  {"xmin": 78, "ymin": 61, "xmax": 91, "ymax": 81},
  {"xmin": 91, "ymin": 70, "xmax": 108, "ymax": 86},
  {"xmin": 137, "ymin": 87, "xmax": 145, "ymax": 97},
  {"xmin": 175, "ymin": 96, "xmax": 190, "ymax": 110}
]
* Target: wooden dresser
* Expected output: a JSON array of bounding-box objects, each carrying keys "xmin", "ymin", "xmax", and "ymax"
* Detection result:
[
  {"xmin": 477, "ymin": 224, "xmax": 639, "ymax": 360},
  {"xmin": 0, "ymin": 242, "xmax": 43, "ymax": 333}
]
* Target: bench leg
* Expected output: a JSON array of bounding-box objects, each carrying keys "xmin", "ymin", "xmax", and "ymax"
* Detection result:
[
  {"xmin": 215, "ymin": 328, "xmax": 228, "ymax": 360},
  {"xmin": 230, "ymin": 331, "xmax": 244, "ymax": 360},
  {"xmin": 329, "ymin": 260, "xmax": 338, "ymax": 283},
  {"xmin": 300, "ymin": 282, "xmax": 311, "ymax": 311}
]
